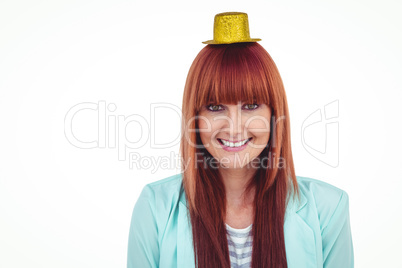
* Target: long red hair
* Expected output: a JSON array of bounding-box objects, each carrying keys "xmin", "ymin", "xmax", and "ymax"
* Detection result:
[{"xmin": 180, "ymin": 42, "xmax": 300, "ymax": 268}]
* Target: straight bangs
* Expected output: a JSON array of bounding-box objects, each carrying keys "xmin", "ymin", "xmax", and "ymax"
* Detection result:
[{"xmin": 194, "ymin": 43, "xmax": 271, "ymax": 113}]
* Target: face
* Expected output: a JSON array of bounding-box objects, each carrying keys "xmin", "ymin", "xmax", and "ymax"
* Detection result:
[{"xmin": 197, "ymin": 101, "xmax": 271, "ymax": 170}]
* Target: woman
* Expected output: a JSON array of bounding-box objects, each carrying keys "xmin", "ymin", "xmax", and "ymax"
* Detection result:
[{"xmin": 127, "ymin": 12, "xmax": 354, "ymax": 268}]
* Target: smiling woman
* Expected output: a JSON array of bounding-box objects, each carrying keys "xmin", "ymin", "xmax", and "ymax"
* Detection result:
[{"xmin": 127, "ymin": 12, "xmax": 354, "ymax": 268}]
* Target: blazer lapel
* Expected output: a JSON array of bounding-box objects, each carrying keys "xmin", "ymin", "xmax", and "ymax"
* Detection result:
[
  {"xmin": 177, "ymin": 185, "xmax": 317, "ymax": 268},
  {"xmin": 284, "ymin": 189, "xmax": 318, "ymax": 267},
  {"xmin": 177, "ymin": 189, "xmax": 195, "ymax": 268}
]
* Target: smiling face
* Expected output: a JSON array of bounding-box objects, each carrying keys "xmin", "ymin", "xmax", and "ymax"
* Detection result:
[{"xmin": 197, "ymin": 100, "xmax": 271, "ymax": 169}]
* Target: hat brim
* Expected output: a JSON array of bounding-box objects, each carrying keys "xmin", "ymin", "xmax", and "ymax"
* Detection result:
[{"xmin": 202, "ymin": 38, "xmax": 262, "ymax": 44}]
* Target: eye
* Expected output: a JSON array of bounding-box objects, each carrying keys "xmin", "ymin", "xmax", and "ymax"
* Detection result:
[
  {"xmin": 243, "ymin": 104, "xmax": 259, "ymax": 110},
  {"xmin": 206, "ymin": 103, "xmax": 260, "ymax": 112},
  {"xmin": 206, "ymin": 104, "xmax": 224, "ymax": 112}
]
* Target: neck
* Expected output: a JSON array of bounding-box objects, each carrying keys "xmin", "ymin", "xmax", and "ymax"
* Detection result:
[{"xmin": 219, "ymin": 165, "xmax": 258, "ymax": 209}]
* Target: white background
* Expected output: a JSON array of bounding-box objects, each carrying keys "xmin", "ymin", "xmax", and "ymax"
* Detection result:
[{"xmin": 1, "ymin": 0, "xmax": 401, "ymax": 267}]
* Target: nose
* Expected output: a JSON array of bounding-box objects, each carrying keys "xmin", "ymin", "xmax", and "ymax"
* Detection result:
[{"xmin": 219, "ymin": 104, "xmax": 245, "ymax": 139}]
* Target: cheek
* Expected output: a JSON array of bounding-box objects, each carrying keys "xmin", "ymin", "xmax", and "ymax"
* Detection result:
[
  {"xmin": 247, "ymin": 119, "xmax": 270, "ymax": 138},
  {"xmin": 197, "ymin": 118, "xmax": 213, "ymax": 143},
  {"xmin": 198, "ymin": 119, "xmax": 206, "ymax": 131}
]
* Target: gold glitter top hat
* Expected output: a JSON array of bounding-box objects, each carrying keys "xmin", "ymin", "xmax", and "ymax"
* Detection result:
[{"xmin": 202, "ymin": 12, "xmax": 261, "ymax": 44}]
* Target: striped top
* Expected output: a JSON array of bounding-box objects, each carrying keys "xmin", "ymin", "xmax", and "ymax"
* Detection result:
[{"xmin": 225, "ymin": 223, "xmax": 253, "ymax": 268}]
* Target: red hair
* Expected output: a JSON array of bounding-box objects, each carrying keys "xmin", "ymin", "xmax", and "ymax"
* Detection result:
[{"xmin": 180, "ymin": 42, "xmax": 300, "ymax": 267}]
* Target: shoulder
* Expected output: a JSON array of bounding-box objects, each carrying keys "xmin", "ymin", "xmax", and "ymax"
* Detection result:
[
  {"xmin": 296, "ymin": 175, "xmax": 348, "ymax": 202},
  {"xmin": 137, "ymin": 173, "xmax": 183, "ymax": 214},
  {"xmin": 132, "ymin": 173, "xmax": 183, "ymax": 234},
  {"xmin": 295, "ymin": 175, "xmax": 350, "ymax": 229},
  {"xmin": 143, "ymin": 172, "xmax": 183, "ymax": 198},
  {"xmin": 128, "ymin": 174, "xmax": 184, "ymax": 267}
]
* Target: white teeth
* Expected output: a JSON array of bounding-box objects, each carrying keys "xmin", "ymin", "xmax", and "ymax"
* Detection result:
[{"xmin": 220, "ymin": 138, "xmax": 249, "ymax": 147}]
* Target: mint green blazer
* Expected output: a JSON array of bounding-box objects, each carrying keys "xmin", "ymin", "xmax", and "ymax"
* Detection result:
[{"xmin": 127, "ymin": 173, "xmax": 354, "ymax": 268}]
